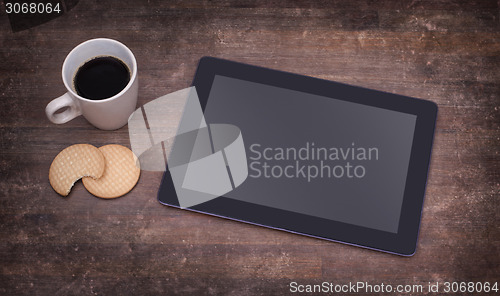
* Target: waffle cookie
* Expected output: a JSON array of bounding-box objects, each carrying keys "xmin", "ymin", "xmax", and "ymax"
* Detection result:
[
  {"xmin": 82, "ymin": 144, "xmax": 140, "ymax": 199},
  {"xmin": 49, "ymin": 144, "xmax": 105, "ymax": 196}
]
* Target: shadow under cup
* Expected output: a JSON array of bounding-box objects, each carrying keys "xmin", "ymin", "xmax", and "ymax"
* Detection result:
[{"xmin": 62, "ymin": 38, "xmax": 138, "ymax": 130}]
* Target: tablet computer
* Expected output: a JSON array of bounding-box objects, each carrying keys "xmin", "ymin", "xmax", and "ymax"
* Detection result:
[{"xmin": 158, "ymin": 57, "xmax": 437, "ymax": 256}]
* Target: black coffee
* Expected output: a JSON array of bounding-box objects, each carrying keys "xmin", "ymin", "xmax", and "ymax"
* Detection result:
[{"xmin": 74, "ymin": 56, "xmax": 130, "ymax": 100}]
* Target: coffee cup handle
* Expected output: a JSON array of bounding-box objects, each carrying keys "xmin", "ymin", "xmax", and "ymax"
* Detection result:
[{"xmin": 45, "ymin": 92, "xmax": 82, "ymax": 124}]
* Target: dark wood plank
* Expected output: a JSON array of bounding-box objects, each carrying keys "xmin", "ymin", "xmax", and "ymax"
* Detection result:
[{"xmin": 1, "ymin": 0, "xmax": 499, "ymax": 295}]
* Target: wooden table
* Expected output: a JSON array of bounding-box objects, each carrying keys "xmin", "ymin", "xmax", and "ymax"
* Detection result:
[{"xmin": 1, "ymin": 1, "xmax": 499, "ymax": 294}]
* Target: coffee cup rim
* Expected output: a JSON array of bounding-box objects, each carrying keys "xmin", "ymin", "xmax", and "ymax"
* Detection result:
[{"xmin": 62, "ymin": 38, "xmax": 137, "ymax": 103}]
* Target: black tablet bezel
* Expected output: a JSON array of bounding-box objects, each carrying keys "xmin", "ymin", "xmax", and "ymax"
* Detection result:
[{"xmin": 158, "ymin": 57, "xmax": 437, "ymax": 256}]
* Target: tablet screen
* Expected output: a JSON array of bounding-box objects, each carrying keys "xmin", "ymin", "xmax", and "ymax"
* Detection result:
[{"xmin": 203, "ymin": 75, "xmax": 417, "ymax": 234}]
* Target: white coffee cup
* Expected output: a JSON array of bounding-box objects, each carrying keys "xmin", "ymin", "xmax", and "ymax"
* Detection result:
[{"xmin": 45, "ymin": 38, "xmax": 138, "ymax": 130}]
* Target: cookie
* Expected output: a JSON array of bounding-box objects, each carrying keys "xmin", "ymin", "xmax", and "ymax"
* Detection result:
[
  {"xmin": 49, "ymin": 144, "xmax": 105, "ymax": 196},
  {"xmin": 82, "ymin": 144, "xmax": 140, "ymax": 199}
]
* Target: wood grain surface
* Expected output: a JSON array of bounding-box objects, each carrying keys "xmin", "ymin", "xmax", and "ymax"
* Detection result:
[{"xmin": 1, "ymin": 0, "xmax": 499, "ymax": 295}]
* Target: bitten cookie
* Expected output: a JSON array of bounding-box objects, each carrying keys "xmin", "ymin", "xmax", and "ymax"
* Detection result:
[
  {"xmin": 82, "ymin": 144, "xmax": 140, "ymax": 199},
  {"xmin": 49, "ymin": 144, "xmax": 106, "ymax": 196}
]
